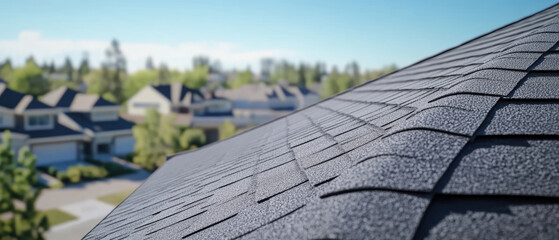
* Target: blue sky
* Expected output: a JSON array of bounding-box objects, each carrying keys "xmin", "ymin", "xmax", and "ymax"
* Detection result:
[{"xmin": 1, "ymin": 0, "xmax": 557, "ymax": 72}]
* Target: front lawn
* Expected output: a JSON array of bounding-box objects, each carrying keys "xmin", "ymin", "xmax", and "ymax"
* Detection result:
[
  {"xmin": 41, "ymin": 209, "xmax": 77, "ymax": 226},
  {"xmin": 98, "ymin": 189, "xmax": 136, "ymax": 206}
]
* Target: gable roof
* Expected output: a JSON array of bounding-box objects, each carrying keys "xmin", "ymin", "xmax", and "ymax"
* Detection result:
[
  {"xmin": 86, "ymin": 4, "xmax": 559, "ymax": 240},
  {"xmin": 0, "ymin": 84, "xmax": 51, "ymax": 112},
  {"xmin": 152, "ymin": 83, "xmax": 205, "ymax": 104},
  {"xmin": 0, "ymin": 84, "xmax": 25, "ymax": 110},
  {"xmin": 69, "ymin": 94, "xmax": 116, "ymax": 111},
  {"xmin": 42, "ymin": 87, "xmax": 119, "ymax": 111},
  {"xmin": 41, "ymin": 86, "xmax": 78, "ymax": 108}
]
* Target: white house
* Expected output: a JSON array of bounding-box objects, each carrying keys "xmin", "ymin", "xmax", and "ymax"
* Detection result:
[
  {"xmin": 126, "ymin": 83, "xmax": 206, "ymax": 116},
  {"xmin": 0, "ymin": 84, "xmax": 86, "ymax": 166},
  {"xmin": 42, "ymin": 87, "xmax": 136, "ymax": 159}
]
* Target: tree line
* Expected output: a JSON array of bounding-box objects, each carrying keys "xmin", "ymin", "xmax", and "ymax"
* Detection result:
[{"xmin": 0, "ymin": 39, "xmax": 397, "ymax": 102}]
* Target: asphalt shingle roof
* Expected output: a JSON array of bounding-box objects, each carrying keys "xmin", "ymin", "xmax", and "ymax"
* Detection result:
[
  {"xmin": 65, "ymin": 112, "xmax": 134, "ymax": 132},
  {"xmin": 0, "ymin": 84, "xmax": 25, "ymax": 109},
  {"xmin": 153, "ymin": 83, "xmax": 205, "ymax": 104},
  {"xmin": 42, "ymin": 87, "xmax": 120, "ymax": 110},
  {"xmin": 87, "ymin": 4, "xmax": 559, "ymax": 239}
]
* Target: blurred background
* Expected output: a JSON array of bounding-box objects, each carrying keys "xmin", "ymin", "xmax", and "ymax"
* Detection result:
[{"xmin": 0, "ymin": 0, "xmax": 556, "ymax": 239}]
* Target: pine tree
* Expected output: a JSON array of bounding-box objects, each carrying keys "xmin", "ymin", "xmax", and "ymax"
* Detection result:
[
  {"xmin": 145, "ymin": 57, "xmax": 155, "ymax": 70},
  {"xmin": 0, "ymin": 131, "xmax": 49, "ymax": 239}
]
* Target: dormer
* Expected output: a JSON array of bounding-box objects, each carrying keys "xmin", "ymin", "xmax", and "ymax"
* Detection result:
[{"xmin": 15, "ymin": 95, "xmax": 58, "ymax": 131}]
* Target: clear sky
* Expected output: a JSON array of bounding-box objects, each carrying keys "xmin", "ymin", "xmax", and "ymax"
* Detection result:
[{"xmin": 1, "ymin": 0, "xmax": 557, "ymax": 72}]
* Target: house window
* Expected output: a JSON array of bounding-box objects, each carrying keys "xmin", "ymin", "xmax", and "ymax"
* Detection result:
[
  {"xmin": 133, "ymin": 103, "xmax": 159, "ymax": 108},
  {"xmin": 97, "ymin": 143, "xmax": 110, "ymax": 154},
  {"xmin": 28, "ymin": 115, "xmax": 50, "ymax": 127},
  {"xmin": 91, "ymin": 111, "xmax": 118, "ymax": 121}
]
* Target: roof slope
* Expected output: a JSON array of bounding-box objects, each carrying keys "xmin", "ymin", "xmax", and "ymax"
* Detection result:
[
  {"xmin": 87, "ymin": 4, "xmax": 559, "ymax": 240},
  {"xmin": 0, "ymin": 84, "xmax": 51, "ymax": 112},
  {"xmin": 65, "ymin": 112, "xmax": 134, "ymax": 132},
  {"xmin": 42, "ymin": 87, "xmax": 119, "ymax": 110},
  {"xmin": 41, "ymin": 86, "xmax": 78, "ymax": 108},
  {"xmin": 152, "ymin": 83, "xmax": 205, "ymax": 104}
]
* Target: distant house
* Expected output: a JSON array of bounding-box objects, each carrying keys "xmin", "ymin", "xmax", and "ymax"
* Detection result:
[
  {"xmin": 127, "ymin": 83, "xmax": 206, "ymax": 116},
  {"xmin": 42, "ymin": 87, "xmax": 135, "ymax": 158},
  {"xmin": 214, "ymin": 83, "xmax": 319, "ymax": 122},
  {"xmin": 288, "ymin": 86, "xmax": 320, "ymax": 109},
  {"xmin": 0, "ymin": 84, "xmax": 86, "ymax": 166}
]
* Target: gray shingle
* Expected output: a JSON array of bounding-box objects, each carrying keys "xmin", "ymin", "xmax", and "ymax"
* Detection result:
[
  {"xmin": 510, "ymin": 72, "xmax": 559, "ymax": 99},
  {"xmin": 255, "ymin": 161, "xmax": 307, "ymax": 202},
  {"xmin": 240, "ymin": 191, "xmax": 430, "ymax": 240},
  {"xmin": 480, "ymin": 101, "xmax": 559, "ymax": 135},
  {"xmin": 416, "ymin": 196, "xmax": 559, "ymax": 240},
  {"xmin": 440, "ymin": 138, "xmax": 559, "ymax": 197}
]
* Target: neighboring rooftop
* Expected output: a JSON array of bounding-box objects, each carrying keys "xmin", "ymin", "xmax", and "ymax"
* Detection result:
[
  {"xmin": 41, "ymin": 86, "xmax": 118, "ymax": 111},
  {"xmin": 215, "ymin": 83, "xmax": 298, "ymax": 102},
  {"xmin": 87, "ymin": 4, "xmax": 559, "ymax": 240},
  {"xmin": 0, "ymin": 84, "xmax": 52, "ymax": 112},
  {"xmin": 65, "ymin": 112, "xmax": 135, "ymax": 132},
  {"xmin": 152, "ymin": 82, "xmax": 205, "ymax": 104}
]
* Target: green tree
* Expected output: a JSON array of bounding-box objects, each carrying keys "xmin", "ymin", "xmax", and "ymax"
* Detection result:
[
  {"xmin": 231, "ymin": 68, "xmax": 253, "ymax": 89},
  {"xmin": 123, "ymin": 69, "xmax": 157, "ymax": 100},
  {"xmin": 219, "ymin": 120, "xmax": 236, "ymax": 140},
  {"xmin": 145, "ymin": 57, "xmax": 155, "ymax": 70},
  {"xmin": 62, "ymin": 57, "xmax": 74, "ymax": 82},
  {"xmin": 25, "ymin": 57, "xmax": 39, "ymax": 69},
  {"xmin": 297, "ymin": 63, "xmax": 306, "ymax": 87},
  {"xmin": 0, "ymin": 131, "xmax": 49, "ymax": 239},
  {"xmin": 9, "ymin": 60, "xmax": 50, "ymax": 96},
  {"xmin": 132, "ymin": 109, "xmax": 177, "ymax": 170},
  {"xmin": 179, "ymin": 129, "xmax": 206, "ymax": 150},
  {"xmin": 84, "ymin": 69, "xmax": 126, "ymax": 103},
  {"xmin": 180, "ymin": 66, "xmax": 208, "ymax": 89},
  {"xmin": 77, "ymin": 55, "xmax": 90, "ymax": 87},
  {"xmin": 321, "ymin": 67, "xmax": 341, "ymax": 98},
  {"xmin": 157, "ymin": 63, "xmax": 171, "ymax": 85},
  {"xmin": 361, "ymin": 64, "xmax": 398, "ymax": 84},
  {"xmin": 98, "ymin": 39, "xmax": 127, "ymax": 103},
  {"xmin": 0, "ymin": 59, "xmax": 13, "ymax": 82},
  {"xmin": 192, "ymin": 56, "xmax": 209, "ymax": 69}
]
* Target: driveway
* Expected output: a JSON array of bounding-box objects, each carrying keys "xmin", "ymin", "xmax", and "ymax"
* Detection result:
[{"xmin": 37, "ymin": 170, "xmax": 150, "ymax": 211}]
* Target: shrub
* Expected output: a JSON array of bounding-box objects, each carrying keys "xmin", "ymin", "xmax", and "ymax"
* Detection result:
[
  {"xmin": 179, "ymin": 128, "xmax": 206, "ymax": 150},
  {"xmin": 77, "ymin": 165, "xmax": 108, "ymax": 179},
  {"xmin": 47, "ymin": 166, "xmax": 57, "ymax": 176},
  {"xmin": 66, "ymin": 167, "xmax": 81, "ymax": 183},
  {"xmin": 56, "ymin": 172, "xmax": 68, "ymax": 182},
  {"xmin": 85, "ymin": 159, "xmax": 135, "ymax": 177}
]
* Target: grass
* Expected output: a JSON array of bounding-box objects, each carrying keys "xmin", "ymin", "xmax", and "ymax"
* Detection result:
[
  {"xmin": 41, "ymin": 209, "xmax": 77, "ymax": 226},
  {"xmin": 98, "ymin": 189, "xmax": 136, "ymax": 206}
]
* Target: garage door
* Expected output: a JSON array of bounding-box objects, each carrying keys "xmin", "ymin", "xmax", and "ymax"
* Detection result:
[
  {"xmin": 32, "ymin": 142, "xmax": 78, "ymax": 166},
  {"xmin": 114, "ymin": 136, "xmax": 135, "ymax": 155}
]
